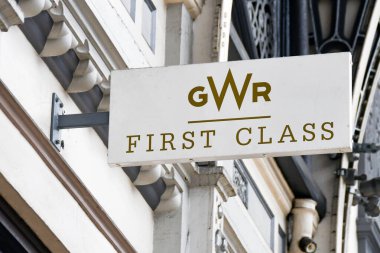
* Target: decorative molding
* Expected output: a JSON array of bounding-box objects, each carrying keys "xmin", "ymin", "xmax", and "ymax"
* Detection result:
[
  {"xmin": 215, "ymin": 229, "xmax": 228, "ymax": 253},
  {"xmin": 155, "ymin": 185, "xmax": 181, "ymax": 213},
  {"xmin": 133, "ymin": 165, "xmax": 162, "ymax": 186},
  {"xmin": 155, "ymin": 164, "xmax": 185, "ymax": 213},
  {"xmin": 232, "ymin": 165, "xmax": 248, "ymax": 207},
  {"xmin": 17, "ymin": 5, "xmax": 166, "ymax": 210},
  {"xmin": 0, "ymin": 0, "xmax": 24, "ymax": 31},
  {"xmin": 98, "ymin": 80, "xmax": 110, "ymax": 112},
  {"xmin": 40, "ymin": 2, "xmax": 77, "ymax": 57},
  {"xmin": 62, "ymin": 0, "xmax": 127, "ymax": 71},
  {"xmin": 235, "ymin": 159, "xmax": 275, "ymax": 250},
  {"xmin": 0, "ymin": 81, "xmax": 136, "ymax": 253},
  {"xmin": 263, "ymin": 158, "xmax": 294, "ymax": 214},
  {"xmin": 67, "ymin": 40, "xmax": 102, "ymax": 93},
  {"xmin": 165, "ymin": 0, "xmax": 204, "ymax": 19},
  {"xmin": 0, "ymin": 0, "xmax": 109, "ymax": 98},
  {"xmin": 178, "ymin": 162, "xmax": 237, "ymax": 202},
  {"xmin": 18, "ymin": 0, "xmax": 52, "ymax": 18},
  {"xmin": 211, "ymin": 0, "xmax": 232, "ymax": 62}
]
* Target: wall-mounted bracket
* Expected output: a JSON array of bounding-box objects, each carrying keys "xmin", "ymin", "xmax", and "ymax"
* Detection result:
[
  {"xmin": 335, "ymin": 168, "xmax": 367, "ymax": 186},
  {"xmin": 50, "ymin": 93, "xmax": 109, "ymax": 151},
  {"xmin": 353, "ymin": 143, "xmax": 380, "ymax": 153}
]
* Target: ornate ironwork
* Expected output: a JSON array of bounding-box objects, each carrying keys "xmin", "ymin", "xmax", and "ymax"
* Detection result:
[
  {"xmin": 232, "ymin": 163, "xmax": 248, "ymax": 207},
  {"xmin": 247, "ymin": 0, "xmax": 277, "ymax": 58},
  {"xmin": 308, "ymin": 0, "xmax": 376, "ymax": 76},
  {"xmin": 232, "ymin": 0, "xmax": 278, "ymax": 59}
]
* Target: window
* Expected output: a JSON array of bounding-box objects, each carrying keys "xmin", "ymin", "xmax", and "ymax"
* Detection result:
[
  {"xmin": 142, "ymin": 0, "xmax": 156, "ymax": 51},
  {"xmin": 234, "ymin": 160, "xmax": 275, "ymax": 250},
  {"xmin": 278, "ymin": 226, "xmax": 287, "ymax": 253},
  {"xmin": 122, "ymin": 0, "xmax": 136, "ymax": 20},
  {"xmin": 0, "ymin": 196, "xmax": 50, "ymax": 253}
]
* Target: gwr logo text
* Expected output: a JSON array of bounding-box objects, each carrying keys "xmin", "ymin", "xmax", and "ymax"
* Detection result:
[{"xmin": 188, "ymin": 69, "xmax": 271, "ymax": 110}]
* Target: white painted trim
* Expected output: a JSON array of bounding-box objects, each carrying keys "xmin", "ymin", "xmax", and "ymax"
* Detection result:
[
  {"xmin": 242, "ymin": 158, "xmax": 293, "ymax": 230},
  {"xmin": 62, "ymin": 0, "xmax": 126, "ymax": 75},
  {"xmin": 216, "ymin": 0, "xmax": 232, "ymax": 62},
  {"xmin": 223, "ymin": 196, "xmax": 272, "ymax": 253},
  {"xmin": 257, "ymin": 158, "xmax": 294, "ymax": 216},
  {"xmin": 81, "ymin": 0, "xmax": 166, "ymax": 68},
  {"xmin": 335, "ymin": 154, "xmax": 350, "ymax": 253}
]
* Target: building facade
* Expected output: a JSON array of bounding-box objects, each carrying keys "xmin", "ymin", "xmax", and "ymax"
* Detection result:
[{"xmin": 0, "ymin": 0, "xmax": 380, "ymax": 253}]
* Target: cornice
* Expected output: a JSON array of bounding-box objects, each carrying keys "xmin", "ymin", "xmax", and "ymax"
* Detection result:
[{"xmin": 0, "ymin": 0, "xmax": 115, "ymax": 110}]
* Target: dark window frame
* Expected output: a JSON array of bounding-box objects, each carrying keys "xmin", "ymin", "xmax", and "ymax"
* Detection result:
[
  {"xmin": 0, "ymin": 196, "xmax": 50, "ymax": 253},
  {"xmin": 142, "ymin": 0, "xmax": 157, "ymax": 52}
]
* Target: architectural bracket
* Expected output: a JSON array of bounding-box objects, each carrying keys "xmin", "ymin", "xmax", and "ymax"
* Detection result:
[
  {"xmin": 353, "ymin": 143, "xmax": 380, "ymax": 153},
  {"xmin": 335, "ymin": 168, "xmax": 367, "ymax": 186},
  {"xmin": 50, "ymin": 93, "xmax": 109, "ymax": 151}
]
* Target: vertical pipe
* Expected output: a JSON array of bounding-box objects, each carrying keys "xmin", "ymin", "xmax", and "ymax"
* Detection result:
[{"xmin": 290, "ymin": 0, "xmax": 309, "ymax": 56}]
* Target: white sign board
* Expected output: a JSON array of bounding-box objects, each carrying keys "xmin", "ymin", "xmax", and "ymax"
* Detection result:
[{"xmin": 108, "ymin": 53, "xmax": 352, "ymax": 166}]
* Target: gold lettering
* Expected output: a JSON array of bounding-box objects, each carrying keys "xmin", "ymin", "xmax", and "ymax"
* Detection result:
[
  {"xmin": 252, "ymin": 82, "xmax": 271, "ymax": 102},
  {"xmin": 258, "ymin": 126, "xmax": 272, "ymax": 144},
  {"xmin": 160, "ymin": 133, "xmax": 176, "ymax": 151},
  {"xmin": 236, "ymin": 128, "xmax": 252, "ymax": 146},
  {"xmin": 303, "ymin": 123, "xmax": 315, "ymax": 141},
  {"xmin": 182, "ymin": 131, "xmax": 195, "ymax": 150},
  {"xmin": 200, "ymin": 130, "xmax": 216, "ymax": 148},
  {"xmin": 188, "ymin": 86, "xmax": 208, "ymax": 107},
  {"xmin": 321, "ymin": 122, "xmax": 334, "ymax": 140},
  {"xmin": 278, "ymin": 125, "xmax": 297, "ymax": 143},
  {"xmin": 146, "ymin": 134, "xmax": 154, "ymax": 152},
  {"xmin": 126, "ymin": 135, "xmax": 140, "ymax": 153},
  {"xmin": 207, "ymin": 69, "xmax": 252, "ymax": 110}
]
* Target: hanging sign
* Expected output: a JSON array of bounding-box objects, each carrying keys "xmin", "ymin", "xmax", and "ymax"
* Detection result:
[{"xmin": 108, "ymin": 53, "xmax": 352, "ymax": 166}]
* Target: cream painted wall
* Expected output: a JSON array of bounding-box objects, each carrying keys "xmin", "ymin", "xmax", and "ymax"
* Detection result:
[
  {"xmin": 0, "ymin": 26, "xmax": 154, "ymax": 253},
  {"xmin": 0, "ymin": 110, "xmax": 117, "ymax": 253}
]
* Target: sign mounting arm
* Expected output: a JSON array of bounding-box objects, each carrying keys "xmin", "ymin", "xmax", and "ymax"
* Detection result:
[{"xmin": 50, "ymin": 93, "xmax": 109, "ymax": 151}]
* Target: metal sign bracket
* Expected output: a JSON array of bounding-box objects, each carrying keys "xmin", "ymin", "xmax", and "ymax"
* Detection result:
[{"xmin": 50, "ymin": 93, "xmax": 109, "ymax": 151}]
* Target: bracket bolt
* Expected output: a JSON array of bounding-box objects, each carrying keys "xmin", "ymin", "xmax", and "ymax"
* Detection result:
[
  {"xmin": 217, "ymin": 204, "xmax": 223, "ymax": 219},
  {"xmin": 59, "ymin": 102, "xmax": 64, "ymax": 108},
  {"xmin": 55, "ymin": 140, "xmax": 60, "ymax": 145},
  {"xmin": 60, "ymin": 140, "xmax": 64, "ymax": 149}
]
